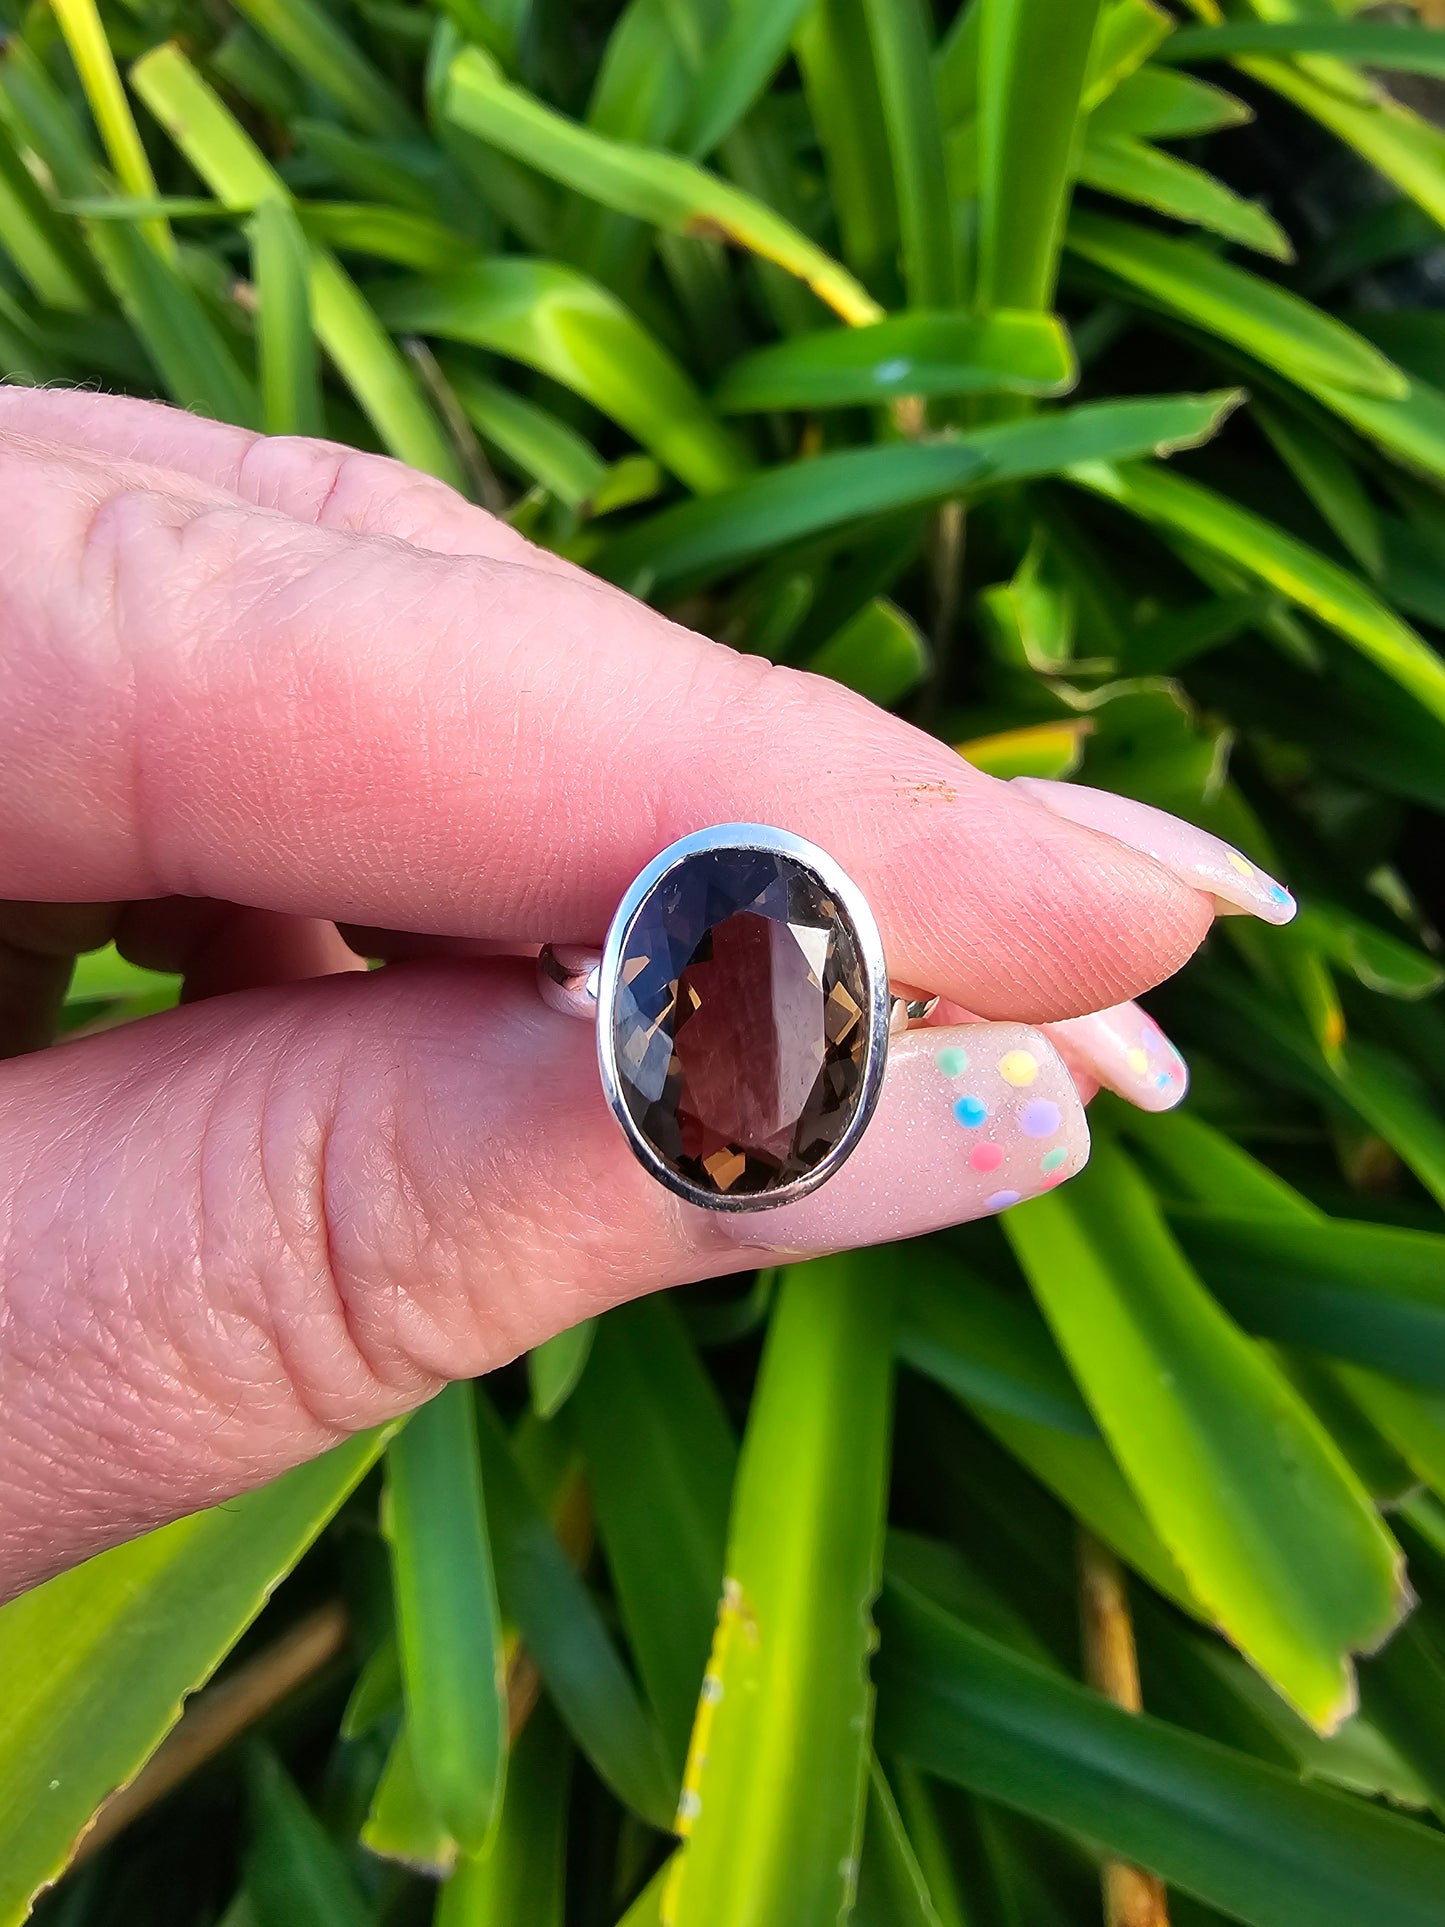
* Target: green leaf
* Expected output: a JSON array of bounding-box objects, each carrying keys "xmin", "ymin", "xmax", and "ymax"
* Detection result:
[
  {"xmin": 569, "ymin": 1299, "xmax": 736, "ymax": 1766},
  {"xmin": 441, "ymin": 362, "xmax": 607, "ymax": 509},
  {"xmin": 361, "ymin": 1722, "xmax": 458, "ymax": 1876},
  {"xmin": 1254, "ymin": 400, "xmax": 1383, "ymax": 577},
  {"xmin": 1067, "ymin": 208, "xmax": 1407, "ymax": 399},
  {"xmin": 1083, "ymin": 0, "xmax": 1172, "ymax": 109},
  {"xmin": 1297, "ymin": 362, "xmax": 1445, "ymax": 493},
  {"xmin": 974, "ymin": 1404, "xmax": 1200, "ymax": 1617},
  {"xmin": 853, "ymin": 1756, "xmax": 944, "ymax": 1927},
  {"xmin": 0, "ymin": 35, "xmax": 257, "ymax": 425},
  {"xmin": 297, "ymin": 202, "xmax": 476, "ymax": 272},
  {"xmin": 607, "ymin": 391, "xmax": 1236, "ymax": 590},
  {"xmin": 807, "ymin": 598, "xmax": 930, "ymax": 706},
  {"xmin": 473, "ymin": 1390, "xmax": 677, "ymax": 1829},
  {"xmin": 0, "ymin": 126, "xmax": 95, "ymax": 309},
  {"xmin": 860, "ymin": 0, "xmax": 957, "ymax": 307},
  {"xmin": 1071, "ymin": 459, "xmax": 1445, "ymax": 729},
  {"xmin": 1005, "ymin": 1136, "xmax": 1406, "ymax": 1728},
  {"xmin": 66, "ymin": 943, "xmax": 179, "ymax": 1006},
  {"xmin": 1165, "ymin": 20, "xmax": 1445, "ymax": 74},
  {"xmin": 51, "ymin": 0, "xmax": 174, "ymax": 261},
  {"xmin": 0, "ymin": 1432, "xmax": 387, "ymax": 1924},
  {"xmin": 436, "ymin": 1705, "xmax": 571, "ymax": 1927},
  {"xmin": 1191, "ymin": 974, "xmax": 1445, "ymax": 1212},
  {"xmin": 1078, "ymin": 132, "xmax": 1293, "ymax": 259},
  {"xmin": 897, "ymin": 1248, "xmax": 1096, "ymax": 1438},
  {"xmin": 131, "ymin": 44, "xmax": 459, "ymax": 482},
  {"xmin": 1297, "ymin": 901, "xmax": 1444, "ymax": 1001},
  {"xmin": 371, "ymin": 260, "xmax": 746, "ymax": 493},
  {"xmin": 229, "ymin": 0, "xmax": 416, "ymax": 138},
  {"xmin": 386, "ymin": 1385, "xmax": 507, "ymax": 1854},
  {"xmin": 876, "ymin": 1584, "xmax": 1445, "ymax": 1927},
  {"xmin": 676, "ymin": 0, "xmax": 816, "ymax": 159},
  {"xmin": 659, "ymin": 1257, "xmax": 893, "ymax": 1927},
  {"xmin": 977, "ymin": 0, "xmax": 1105, "ymax": 310},
  {"xmin": 1168, "ymin": 1208, "xmax": 1445, "ymax": 1395},
  {"xmin": 713, "ymin": 310, "xmax": 1077, "ymax": 411},
  {"xmin": 442, "ymin": 48, "xmax": 881, "ymax": 327},
  {"xmin": 247, "ymin": 1747, "xmax": 376, "ymax": 1927},
  {"xmin": 795, "ymin": 0, "xmax": 898, "ymax": 291},
  {"xmin": 527, "ymin": 1320, "xmax": 598, "ymax": 1420},
  {"xmin": 1234, "ymin": 55, "xmax": 1445, "ymax": 237},
  {"xmin": 249, "ymin": 197, "xmax": 324, "ymax": 438},
  {"xmin": 956, "ymin": 719, "xmax": 1091, "ymax": 779},
  {"xmin": 1089, "ymin": 64, "xmax": 1252, "ymax": 139}
]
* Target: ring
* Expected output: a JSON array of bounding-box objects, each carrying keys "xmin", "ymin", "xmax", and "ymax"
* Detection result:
[{"xmin": 537, "ymin": 824, "xmax": 935, "ymax": 1212}]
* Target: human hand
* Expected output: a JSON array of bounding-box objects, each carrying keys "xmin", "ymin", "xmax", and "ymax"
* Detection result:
[{"xmin": 0, "ymin": 386, "xmax": 1295, "ymax": 1597}]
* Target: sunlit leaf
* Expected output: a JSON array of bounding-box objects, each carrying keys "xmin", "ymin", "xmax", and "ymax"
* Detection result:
[
  {"xmin": 713, "ymin": 310, "xmax": 1076, "ymax": 411},
  {"xmin": 1006, "ymin": 1135, "xmax": 1407, "ymax": 1728},
  {"xmin": 877, "ymin": 1583, "xmax": 1445, "ymax": 1927},
  {"xmin": 0, "ymin": 1433, "xmax": 388, "ymax": 1922},
  {"xmin": 386, "ymin": 1385, "xmax": 507, "ymax": 1854},
  {"xmin": 443, "ymin": 48, "xmax": 881, "ymax": 327},
  {"xmin": 1067, "ymin": 208, "xmax": 1407, "ymax": 398},
  {"xmin": 660, "ymin": 1257, "xmax": 893, "ymax": 1927}
]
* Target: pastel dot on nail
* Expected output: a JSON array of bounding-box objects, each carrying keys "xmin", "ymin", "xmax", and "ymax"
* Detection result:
[
  {"xmin": 1020, "ymin": 1098, "xmax": 1062, "ymax": 1139},
  {"xmin": 1269, "ymin": 883, "xmax": 1294, "ymax": 909},
  {"xmin": 1126, "ymin": 1047, "xmax": 1150, "ymax": 1076},
  {"xmin": 970, "ymin": 1142, "xmax": 1004, "ymax": 1173},
  {"xmin": 1228, "ymin": 851, "xmax": 1255, "ymax": 879},
  {"xmin": 985, "ymin": 1189, "xmax": 1022, "ymax": 1211},
  {"xmin": 1040, "ymin": 1146, "xmax": 1068, "ymax": 1173},
  {"xmin": 954, "ymin": 1095, "xmax": 987, "ymax": 1127},
  {"xmin": 998, "ymin": 1050, "xmax": 1039, "ymax": 1088},
  {"xmin": 935, "ymin": 1046, "xmax": 969, "ymax": 1078},
  {"xmin": 1155, "ymin": 1070, "xmax": 1173, "ymax": 1090}
]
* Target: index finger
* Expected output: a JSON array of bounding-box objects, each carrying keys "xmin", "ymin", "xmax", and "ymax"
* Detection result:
[{"xmin": 0, "ymin": 410, "xmax": 1219, "ymax": 1021}]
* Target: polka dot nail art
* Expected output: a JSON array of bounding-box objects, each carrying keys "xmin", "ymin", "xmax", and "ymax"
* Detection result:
[
  {"xmin": 725, "ymin": 1024, "xmax": 1090, "ymax": 1255},
  {"xmin": 1046, "ymin": 1000, "xmax": 1189, "ymax": 1115}
]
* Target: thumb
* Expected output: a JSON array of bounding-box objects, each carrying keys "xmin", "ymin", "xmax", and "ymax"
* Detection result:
[{"xmin": 0, "ymin": 960, "xmax": 1086, "ymax": 1593}]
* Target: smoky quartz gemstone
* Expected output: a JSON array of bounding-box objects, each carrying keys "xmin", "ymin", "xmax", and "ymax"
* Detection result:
[{"xmin": 608, "ymin": 845, "xmax": 873, "ymax": 1200}]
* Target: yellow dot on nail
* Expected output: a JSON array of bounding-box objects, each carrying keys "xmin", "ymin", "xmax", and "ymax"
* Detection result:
[
  {"xmin": 999, "ymin": 1050, "xmax": 1039, "ymax": 1087},
  {"xmin": 1126, "ymin": 1047, "xmax": 1149, "ymax": 1076},
  {"xmin": 1227, "ymin": 852, "xmax": 1254, "ymax": 878}
]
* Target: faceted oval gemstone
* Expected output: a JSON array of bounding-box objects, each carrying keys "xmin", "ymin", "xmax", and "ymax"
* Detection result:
[{"xmin": 608, "ymin": 845, "xmax": 874, "ymax": 1200}]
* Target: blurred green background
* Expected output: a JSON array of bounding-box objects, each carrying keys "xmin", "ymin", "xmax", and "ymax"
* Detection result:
[{"xmin": 4, "ymin": 0, "xmax": 1445, "ymax": 1923}]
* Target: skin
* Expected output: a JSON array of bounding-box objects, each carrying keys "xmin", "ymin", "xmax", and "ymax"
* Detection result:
[{"xmin": 0, "ymin": 386, "xmax": 1214, "ymax": 1600}]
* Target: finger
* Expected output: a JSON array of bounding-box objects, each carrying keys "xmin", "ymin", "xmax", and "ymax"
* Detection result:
[
  {"xmin": 0, "ymin": 384, "xmax": 588, "ymax": 580},
  {"xmin": 179, "ymin": 908, "xmax": 366, "ymax": 1001},
  {"xmin": 0, "ymin": 423, "xmax": 1223, "ymax": 1023},
  {"xmin": 1043, "ymin": 1002, "xmax": 1189, "ymax": 1113},
  {"xmin": 0, "ymin": 963, "xmax": 1086, "ymax": 1593}
]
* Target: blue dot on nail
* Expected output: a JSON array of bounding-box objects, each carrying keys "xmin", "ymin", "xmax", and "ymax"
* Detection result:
[
  {"xmin": 1269, "ymin": 883, "xmax": 1293, "ymax": 908},
  {"xmin": 954, "ymin": 1095, "xmax": 987, "ymax": 1127},
  {"xmin": 1155, "ymin": 1070, "xmax": 1173, "ymax": 1090}
]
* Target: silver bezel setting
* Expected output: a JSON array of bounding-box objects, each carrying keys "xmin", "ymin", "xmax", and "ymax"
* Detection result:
[{"xmin": 595, "ymin": 823, "xmax": 891, "ymax": 1213}]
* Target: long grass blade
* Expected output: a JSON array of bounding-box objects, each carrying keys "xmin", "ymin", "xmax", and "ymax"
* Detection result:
[{"xmin": 386, "ymin": 1386, "xmax": 507, "ymax": 1854}]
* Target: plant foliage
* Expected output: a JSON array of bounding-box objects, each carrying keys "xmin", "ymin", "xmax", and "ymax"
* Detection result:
[{"xmin": 2, "ymin": 0, "xmax": 1445, "ymax": 1922}]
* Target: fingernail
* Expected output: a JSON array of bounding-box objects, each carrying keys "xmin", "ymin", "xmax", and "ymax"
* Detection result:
[
  {"xmin": 1044, "ymin": 1001, "xmax": 1188, "ymax": 1114},
  {"xmin": 1012, "ymin": 777, "xmax": 1297, "ymax": 925},
  {"xmin": 722, "ymin": 1023, "xmax": 1090, "ymax": 1254}
]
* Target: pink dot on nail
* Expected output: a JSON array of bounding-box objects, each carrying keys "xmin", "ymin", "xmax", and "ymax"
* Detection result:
[
  {"xmin": 1019, "ymin": 1099, "xmax": 1062, "ymax": 1139},
  {"xmin": 985, "ymin": 1189, "xmax": 1022, "ymax": 1211},
  {"xmin": 969, "ymin": 1142, "xmax": 1004, "ymax": 1173}
]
